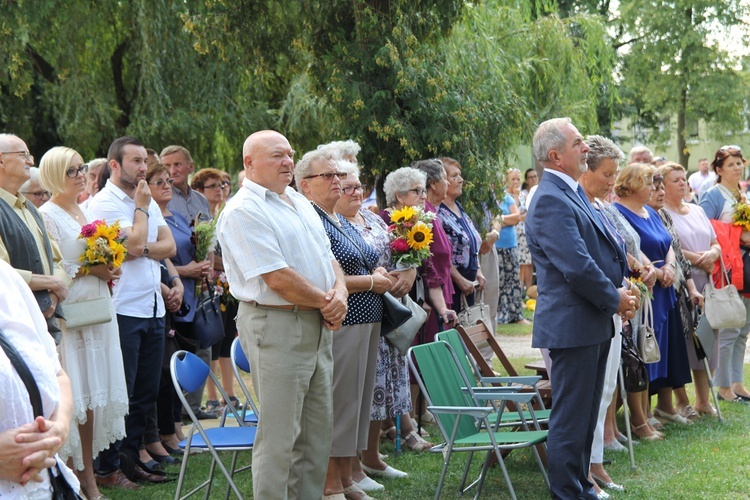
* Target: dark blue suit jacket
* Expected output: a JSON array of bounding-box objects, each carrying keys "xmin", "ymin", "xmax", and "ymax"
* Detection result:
[{"xmin": 526, "ymin": 172, "xmax": 627, "ymax": 349}]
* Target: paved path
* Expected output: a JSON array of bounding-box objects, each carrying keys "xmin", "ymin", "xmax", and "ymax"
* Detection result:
[{"xmin": 498, "ymin": 333, "xmax": 750, "ymax": 363}]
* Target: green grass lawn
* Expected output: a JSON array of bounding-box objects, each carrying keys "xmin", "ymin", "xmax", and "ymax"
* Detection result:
[{"xmin": 103, "ymin": 329, "xmax": 750, "ymax": 499}]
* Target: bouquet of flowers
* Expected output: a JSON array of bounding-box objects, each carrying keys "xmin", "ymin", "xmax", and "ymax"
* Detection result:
[
  {"xmin": 78, "ymin": 220, "xmax": 127, "ymax": 287},
  {"xmin": 629, "ymin": 268, "xmax": 653, "ymax": 301},
  {"xmin": 733, "ymin": 201, "xmax": 750, "ymax": 231},
  {"xmin": 214, "ymin": 271, "xmax": 237, "ymax": 313},
  {"xmin": 387, "ymin": 205, "xmax": 436, "ymax": 267},
  {"xmin": 192, "ymin": 217, "xmax": 218, "ymax": 294}
]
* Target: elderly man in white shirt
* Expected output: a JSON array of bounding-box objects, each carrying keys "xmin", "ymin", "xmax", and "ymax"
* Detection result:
[
  {"xmin": 89, "ymin": 136, "xmax": 176, "ymax": 489},
  {"xmin": 217, "ymin": 130, "xmax": 348, "ymax": 500}
]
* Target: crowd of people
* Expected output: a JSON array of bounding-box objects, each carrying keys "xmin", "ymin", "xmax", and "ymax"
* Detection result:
[{"xmin": 0, "ymin": 122, "xmax": 748, "ymax": 500}]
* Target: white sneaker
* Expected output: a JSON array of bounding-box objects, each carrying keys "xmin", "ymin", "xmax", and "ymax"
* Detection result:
[
  {"xmin": 354, "ymin": 476, "xmax": 384, "ymax": 492},
  {"xmin": 360, "ymin": 462, "xmax": 408, "ymax": 479}
]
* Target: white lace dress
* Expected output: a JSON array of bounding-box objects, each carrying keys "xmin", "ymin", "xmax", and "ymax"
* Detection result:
[{"xmin": 39, "ymin": 202, "xmax": 128, "ymax": 471}]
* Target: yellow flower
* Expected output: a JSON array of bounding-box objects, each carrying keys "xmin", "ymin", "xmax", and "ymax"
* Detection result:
[
  {"xmin": 406, "ymin": 222, "xmax": 433, "ymax": 250},
  {"xmin": 526, "ymin": 299, "xmax": 536, "ymax": 311},
  {"xmin": 391, "ymin": 205, "xmax": 417, "ymax": 223}
]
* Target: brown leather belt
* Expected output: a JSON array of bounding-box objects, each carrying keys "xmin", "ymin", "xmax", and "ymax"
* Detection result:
[{"xmin": 246, "ymin": 301, "xmax": 318, "ymax": 312}]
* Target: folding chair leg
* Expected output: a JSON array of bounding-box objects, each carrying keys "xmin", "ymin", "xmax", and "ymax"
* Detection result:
[
  {"xmin": 490, "ymin": 447, "xmax": 516, "ymax": 500},
  {"xmin": 458, "ymin": 450, "xmax": 474, "ymax": 493}
]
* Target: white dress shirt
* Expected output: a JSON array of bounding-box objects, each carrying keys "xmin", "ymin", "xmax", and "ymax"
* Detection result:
[
  {"xmin": 217, "ymin": 178, "xmax": 335, "ymax": 304},
  {"xmin": 88, "ymin": 180, "xmax": 167, "ymax": 318}
]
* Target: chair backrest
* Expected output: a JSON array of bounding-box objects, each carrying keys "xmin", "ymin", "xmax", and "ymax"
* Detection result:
[
  {"xmin": 436, "ymin": 329, "xmax": 482, "ymax": 385},
  {"xmin": 457, "ymin": 323, "xmax": 519, "ymax": 378},
  {"xmin": 408, "ymin": 341, "xmax": 483, "ymax": 441},
  {"xmin": 231, "ymin": 336, "xmax": 251, "ymax": 373},
  {"xmin": 173, "ymin": 349, "xmax": 210, "ymax": 393}
]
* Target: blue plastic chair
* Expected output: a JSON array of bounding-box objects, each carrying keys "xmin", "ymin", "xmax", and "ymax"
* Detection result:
[
  {"xmin": 229, "ymin": 337, "xmax": 260, "ymax": 425},
  {"xmin": 171, "ymin": 350, "xmax": 255, "ymax": 499}
]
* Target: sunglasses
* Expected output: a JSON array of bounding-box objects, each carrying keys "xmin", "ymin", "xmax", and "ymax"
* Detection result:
[{"xmin": 719, "ymin": 145, "xmax": 742, "ymax": 155}]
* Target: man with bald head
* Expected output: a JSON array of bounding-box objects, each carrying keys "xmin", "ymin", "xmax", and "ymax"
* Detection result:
[{"xmin": 217, "ymin": 130, "xmax": 348, "ymax": 499}]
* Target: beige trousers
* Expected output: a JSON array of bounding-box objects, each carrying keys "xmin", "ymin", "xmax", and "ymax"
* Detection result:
[{"xmin": 238, "ymin": 302, "xmax": 333, "ymax": 500}]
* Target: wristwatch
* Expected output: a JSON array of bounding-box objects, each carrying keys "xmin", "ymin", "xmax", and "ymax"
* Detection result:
[{"xmin": 142, "ymin": 244, "xmax": 150, "ymax": 257}]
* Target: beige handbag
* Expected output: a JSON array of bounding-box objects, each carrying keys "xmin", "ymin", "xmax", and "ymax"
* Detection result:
[
  {"xmin": 703, "ymin": 257, "xmax": 746, "ymax": 330},
  {"xmin": 638, "ymin": 296, "xmax": 661, "ymax": 364},
  {"xmin": 62, "ymin": 297, "xmax": 112, "ymax": 330}
]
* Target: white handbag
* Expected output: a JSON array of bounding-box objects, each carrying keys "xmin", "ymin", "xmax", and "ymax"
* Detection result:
[
  {"xmin": 62, "ymin": 297, "xmax": 112, "ymax": 330},
  {"xmin": 457, "ymin": 289, "xmax": 490, "ymax": 329},
  {"xmin": 638, "ymin": 296, "xmax": 661, "ymax": 364},
  {"xmin": 703, "ymin": 257, "xmax": 746, "ymax": 330}
]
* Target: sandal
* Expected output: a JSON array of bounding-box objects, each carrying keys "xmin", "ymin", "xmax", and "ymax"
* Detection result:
[
  {"xmin": 205, "ymin": 400, "xmax": 221, "ymax": 412},
  {"xmin": 381, "ymin": 426, "xmax": 398, "ymax": 443},
  {"xmin": 402, "ymin": 430, "xmax": 433, "ymax": 451},
  {"xmin": 631, "ymin": 422, "xmax": 663, "ymax": 441}
]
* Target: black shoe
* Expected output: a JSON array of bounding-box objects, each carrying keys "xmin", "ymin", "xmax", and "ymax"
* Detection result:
[
  {"xmin": 193, "ymin": 409, "xmax": 218, "ymax": 420},
  {"xmin": 735, "ymin": 394, "xmax": 750, "ymax": 402},
  {"xmin": 717, "ymin": 394, "xmax": 749, "ymax": 404},
  {"xmin": 161, "ymin": 440, "xmax": 182, "ymax": 456},
  {"xmin": 148, "ymin": 449, "xmax": 181, "ymax": 465},
  {"xmin": 119, "ymin": 453, "xmax": 169, "ymax": 484}
]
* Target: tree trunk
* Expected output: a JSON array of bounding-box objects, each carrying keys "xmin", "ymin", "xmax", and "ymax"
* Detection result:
[{"xmin": 677, "ymin": 87, "xmax": 688, "ymax": 168}]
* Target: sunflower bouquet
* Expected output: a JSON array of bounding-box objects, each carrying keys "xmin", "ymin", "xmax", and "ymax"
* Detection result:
[
  {"xmin": 628, "ymin": 267, "xmax": 653, "ymax": 301},
  {"xmin": 733, "ymin": 201, "xmax": 750, "ymax": 231},
  {"xmin": 78, "ymin": 220, "xmax": 127, "ymax": 287},
  {"xmin": 387, "ymin": 205, "xmax": 436, "ymax": 267}
]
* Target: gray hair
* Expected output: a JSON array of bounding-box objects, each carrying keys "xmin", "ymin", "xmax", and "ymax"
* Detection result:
[
  {"xmin": 383, "ymin": 167, "xmax": 426, "ymax": 206},
  {"xmin": 337, "ymin": 159, "xmax": 360, "ymax": 179},
  {"xmin": 19, "ymin": 166, "xmax": 40, "ymax": 192},
  {"xmin": 294, "ymin": 148, "xmax": 337, "ymax": 186},
  {"xmin": 532, "ymin": 117, "xmax": 571, "ymax": 164},
  {"xmin": 317, "ymin": 140, "xmax": 361, "ymax": 162},
  {"xmin": 410, "ymin": 159, "xmax": 444, "ymax": 189},
  {"xmin": 628, "ymin": 145, "xmax": 653, "ymax": 164},
  {"xmin": 585, "ymin": 135, "xmax": 624, "ymax": 171}
]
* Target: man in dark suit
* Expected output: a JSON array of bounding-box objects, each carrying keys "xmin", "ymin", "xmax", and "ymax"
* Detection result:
[{"xmin": 526, "ymin": 118, "xmax": 639, "ymax": 499}]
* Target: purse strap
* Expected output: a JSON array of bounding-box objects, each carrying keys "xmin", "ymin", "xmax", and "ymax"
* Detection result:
[
  {"xmin": 312, "ymin": 205, "xmax": 374, "ymax": 274},
  {"xmin": 716, "ymin": 254, "xmax": 732, "ymax": 289},
  {"xmin": 0, "ymin": 327, "xmax": 44, "ymax": 417},
  {"xmin": 640, "ymin": 295, "xmax": 654, "ymax": 330}
]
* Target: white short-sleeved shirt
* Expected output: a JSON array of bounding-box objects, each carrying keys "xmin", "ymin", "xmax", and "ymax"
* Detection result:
[
  {"xmin": 0, "ymin": 259, "xmax": 80, "ymax": 499},
  {"xmin": 217, "ymin": 178, "xmax": 335, "ymax": 304},
  {"xmin": 88, "ymin": 180, "xmax": 167, "ymax": 318}
]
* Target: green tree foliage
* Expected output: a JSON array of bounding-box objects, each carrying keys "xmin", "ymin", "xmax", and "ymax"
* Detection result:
[
  {"xmin": 617, "ymin": 0, "xmax": 750, "ymax": 167},
  {"xmin": 0, "ymin": 0, "xmax": 274, "ymax": 171}
]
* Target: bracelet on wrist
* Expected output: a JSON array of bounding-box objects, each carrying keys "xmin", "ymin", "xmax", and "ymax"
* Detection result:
[
  {"xmin": 135, "ymin": 207, "xmax": 150, "ymax": 218},
  {"xmin": 368, "ymin": 274, "xmax": 374, "ymax": 292},
  {"xmin": 169, "ymin": 275, "xmax": 180, "ymax": 285}
]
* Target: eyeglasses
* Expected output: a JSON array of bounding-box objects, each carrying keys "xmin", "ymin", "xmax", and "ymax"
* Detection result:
[
  {"xmin": 65, "ymin": 164, "xmax": 89, "ymax": 178},
  {"xmin": 406, "ymin": 188, "xmax": 427, "ymax": 196},
  {"xmin": 342, "ymin": 185, "xmax": 364, "ymax": 195},
  {"xmin": 304, "ymin": 172, "xmax": 348, "ymax": 181},
  {"xmin": 1, "ymin": 150, "xmax": 34, "ymax": 162},
  {"xmin": 21, "ymin": 190, "xmax": 51, "ymax": 200},
  {"xmin": 220, "ymin": 181, "xmax": 231, "ymax": 188},
  {"xmin": 149, "ymin": 178, "xmax": 174, "ymax": 188}
]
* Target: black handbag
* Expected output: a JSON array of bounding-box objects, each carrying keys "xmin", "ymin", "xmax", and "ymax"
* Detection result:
[
  {"xmin": 620, "ymin": 325, "xmax": 648, "ymax": 393},
  {"xmin": 193, "ymin": 278, "xmax": 226, "ymax": 349},
  {"xmin": 381, "ymin": 292, "xmax": 414, "ymax": 336},
  {"xmin": 0, "ymin": 328, "xmax": 83, "ymax": 499}
]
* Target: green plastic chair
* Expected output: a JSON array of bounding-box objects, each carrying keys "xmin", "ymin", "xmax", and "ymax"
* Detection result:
[
  {"xmin": 408, "ymin": 341, "xmax": 549, "ymax": 499},
  {"xmin": 435, "ymin": 329, "xmax": 551, "ymax": 425}
]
